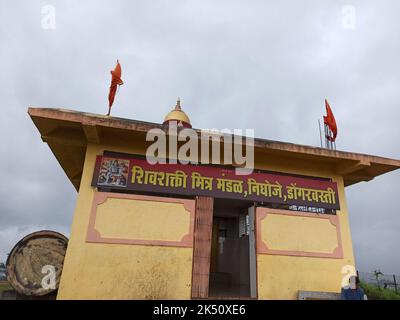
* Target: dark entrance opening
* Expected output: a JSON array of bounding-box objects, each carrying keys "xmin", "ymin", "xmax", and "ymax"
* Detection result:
[{"xmin": 208, "ymin": 198, "xmax": 256, "ymax": 298}]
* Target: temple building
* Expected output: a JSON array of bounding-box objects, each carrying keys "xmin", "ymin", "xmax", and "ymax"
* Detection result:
[{"xmin": 28, "ymin": 101, "xmax": 400, "ymax": 300}]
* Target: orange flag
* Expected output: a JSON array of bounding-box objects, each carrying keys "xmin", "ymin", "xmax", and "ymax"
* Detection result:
[
  {"xmin": 107, "ymin": 60, "xmax": 124, "ymax": 116},
  {"xmin": 323, "ymin": 99, "xmax": 337, "ymax": 142}
]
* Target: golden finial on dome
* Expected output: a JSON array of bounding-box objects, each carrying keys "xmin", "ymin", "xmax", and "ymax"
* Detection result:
[
  {"xmin": 175, "ymin": 97, "xmax": 181, "ymax": 110},
  {"xmin": 163, "ymin": 97, "xmax": 192, "ymax": 128}
]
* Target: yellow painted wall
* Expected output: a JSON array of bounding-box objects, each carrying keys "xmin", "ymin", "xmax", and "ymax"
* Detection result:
[
  {"xmin": 58, "ymin": 142, "xmax": 356, "ymax": 300},
  {"xmin": 94, "ymin": 198, "xmax": 191, "ymax": 241},
  {"xmin": 253, "ymin": 158, "xmax": 356, "ymax": 300},
  {"xmin": 57, "ymin": 144, "xmax": 194, "ymax": 299},
  {"xmin": 260, "ymin": 213, "xmax": 338, "ymax": 254}
]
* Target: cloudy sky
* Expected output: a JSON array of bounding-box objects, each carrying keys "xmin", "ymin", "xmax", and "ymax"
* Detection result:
[{"xmin": 0, "ymin": 1, "xmax": 399, "ymax": 275}]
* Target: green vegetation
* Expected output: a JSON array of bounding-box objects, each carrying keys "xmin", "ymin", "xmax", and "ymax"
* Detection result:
[
  {"xmin": 0, "ymin": 282, "xmax": 12, "ymax": 293},
  {"xmin": 360, "ymin": 281, "xmax": 400, "ymax": 300}
]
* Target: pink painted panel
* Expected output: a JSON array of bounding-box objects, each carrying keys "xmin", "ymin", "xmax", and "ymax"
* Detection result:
[
  {"xmin": 256, "ymin": 207, "xmax": 343, "ymax": 259},
  {"xmin": 86, "ymin": 192, "xmax": 195, "ymax": 248}
]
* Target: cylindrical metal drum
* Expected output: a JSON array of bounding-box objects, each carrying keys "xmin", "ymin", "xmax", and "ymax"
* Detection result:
[{"xmin": 6, "ymin": 230, "xmax": 68, "ymax": 297}]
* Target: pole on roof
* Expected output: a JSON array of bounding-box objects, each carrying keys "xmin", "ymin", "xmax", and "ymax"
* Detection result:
[
  {"xmin": 318, "ymin": 119, "xmax": 323, "ymax": 148},
  {"xmin": 324, "ymin": 123, "xmax": 328, "ymax": 149}
]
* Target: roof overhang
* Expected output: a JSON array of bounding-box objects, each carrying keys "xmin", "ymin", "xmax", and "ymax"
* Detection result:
[{"xmin": 28, "ymin": 107, "xmax": 400, "ymax": 191}]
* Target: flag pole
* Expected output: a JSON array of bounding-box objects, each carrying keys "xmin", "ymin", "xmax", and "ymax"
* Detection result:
[
  {"xmin": 328, "ymin": 128, "xmax": 332, "ymax": 149},
  {"xmin": 318, "ymin": 119, "xmax": 323, "ymax": 148},
  {"xmin": 325, "ymin": 123, "xmax": 331, "ymax": 150}
]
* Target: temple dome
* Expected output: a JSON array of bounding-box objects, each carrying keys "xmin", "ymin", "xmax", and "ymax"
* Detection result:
[{"xmin": 163, "ymin": 98, "xmax": 192, "ymax": 128}]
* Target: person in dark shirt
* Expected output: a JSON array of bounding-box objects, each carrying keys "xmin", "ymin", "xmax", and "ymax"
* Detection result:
[{"xmin": 341, "ymin": 275, "xmax": 366, "ymax": 300}]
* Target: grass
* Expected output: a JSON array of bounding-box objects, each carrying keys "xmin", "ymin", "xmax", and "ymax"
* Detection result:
[
  {"xmin": 360, "ymin": 281, "xmax": 400, "ymax": 300},
  {"xmin": 0, "ymin": 282, "xmax": 12, "ymax": 293}
]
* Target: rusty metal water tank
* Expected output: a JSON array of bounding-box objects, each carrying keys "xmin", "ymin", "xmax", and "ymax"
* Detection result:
[{"xmin": 6, "ymin": 230, "xmax": 68, "ymax": 297}]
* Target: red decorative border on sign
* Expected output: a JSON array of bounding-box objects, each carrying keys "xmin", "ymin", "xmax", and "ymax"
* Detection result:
[
  {"xmin": 91, "ymin": 153, "xmax": 341, "ymax": 210},
  {"xmin": 256, "ymin": 207, "xmax": 343, "ymax": 259},
  {"xmin": 86, "ymin": 192, "xmax": 195, "ymax": 248}
]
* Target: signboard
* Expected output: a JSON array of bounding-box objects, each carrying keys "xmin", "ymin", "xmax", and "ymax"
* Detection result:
[{"xmin": 91, "ymin": 152, "xmax": 340, "ymax": 210}]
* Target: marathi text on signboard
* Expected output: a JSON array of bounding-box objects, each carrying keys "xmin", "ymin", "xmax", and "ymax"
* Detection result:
[{"xmin": 91, "ymin": 153, "xmax": 340, "ymax": 210}]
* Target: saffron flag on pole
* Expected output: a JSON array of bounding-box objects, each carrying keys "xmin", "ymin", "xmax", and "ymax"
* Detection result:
[
  {"xmin": 323, "ymin": 99, "xmax": 337, "ymax": 142},
  {"xmin": 107, "ymin": 60, "xmax": 124, "ymax": 116}
]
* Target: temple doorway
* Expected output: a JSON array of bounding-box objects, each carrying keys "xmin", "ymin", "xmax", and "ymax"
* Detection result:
[{"xmin": 208, "ymin": 198, "xmax": 257, "ymax": 298}]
